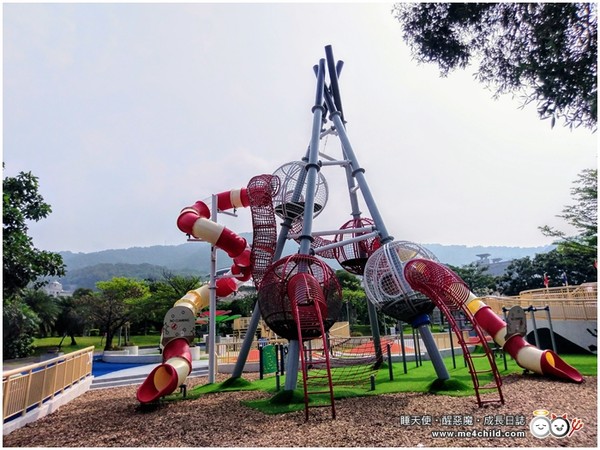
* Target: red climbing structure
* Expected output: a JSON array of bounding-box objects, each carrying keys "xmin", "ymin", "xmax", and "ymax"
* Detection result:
[
  {"xmin": 258, "ymin": 254, "xmax": 342, "ymax": 420},
  {"xmin": 288, "ymin": 271, "xmax": 336, "ymax": 420},
  {"xmin": 246, "ymin": 174, "xmax": 280, "ymax": 288},
  {"xmin": 404, "ymin": 258, "xmax": 504, "ymax": 407}
]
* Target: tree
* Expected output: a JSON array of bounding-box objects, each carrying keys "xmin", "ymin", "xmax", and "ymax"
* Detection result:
[
  {"xmin": 3, "ymin": 297, "xmax": 40, "ymax": 359},
  {"xmin": 499, "ymin": 248, "xmax": 594, "ymax": 296},
  {"xmin": 221, "ymin": 292, "xmax": 256, "ymax": 318},
  {"xmin": 3, "ymin": 168, "xmax": 65, "ymax": 358},
  {"xmin": 335, "ymin": 270, "xmax": 363, "ymax": 291},
  {"xmin": 393, "ymin": 3, "xmax": 597, "ymax": 129},
  {"xmin": 448, "ymin": 263, "xmax": 499, "ymax": 296},
  {"xmin": 540, "ymin": 168, "xmax": 597, "ymax": 260},
  {"xmin": 3, "ymin": 169, "xmax": 65, "ymax": 297},
  {"xmin": 335, "ymin": 270, "xmax": 370, "ymax": 326},
  {"xmin": 500, "ymin": 255, "xmax": 541, "ymax": 296},
  {"xmin": 22, "ymin": 289, "xmax": 60, "ymax": 338},
  {"xmin": 140, "ymin": 273, "xmax": 202, "ymax": 334},
  {"xmin": 54, "ymin": 292, "xmax": 88, "ymax": 346},
  {"xmin": 77, "ymin": 277, "xmax": 150, "ymax": 350}
]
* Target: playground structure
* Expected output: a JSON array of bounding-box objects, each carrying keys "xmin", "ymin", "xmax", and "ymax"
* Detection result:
[{"xmin": 136, "ymin": 45, "xmax": 584, "ymax": 417}]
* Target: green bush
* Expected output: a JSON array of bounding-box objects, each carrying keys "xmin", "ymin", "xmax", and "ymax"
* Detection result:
[
  {"xmin": 89, "ymin": 329, "xmax": 100, "ymax": 336},
  {"xmin": 350, "ymin": 325, "xmax": 371, "ymax": 336},
  {"xmin": 3, "ymin": 298, "xmax": 40, "ymax": 360}
]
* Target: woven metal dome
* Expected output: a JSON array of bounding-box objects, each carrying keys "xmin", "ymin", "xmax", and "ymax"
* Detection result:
[
  {"xmin": 272, "ymin": 161, "xmax": 328, "ymax": 222},
  {"xmin": 363, "ymin": 241, "xmax": 438, "ymax": 323}
]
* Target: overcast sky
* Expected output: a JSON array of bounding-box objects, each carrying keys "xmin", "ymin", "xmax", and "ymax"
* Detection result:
[{"xmin": 4, "ymin": 3, "xmax": 597, "ymax": 254}]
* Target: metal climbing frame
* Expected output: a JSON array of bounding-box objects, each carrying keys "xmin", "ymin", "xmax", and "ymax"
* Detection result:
[{"xmin": 404, "ymin": 259, "xmax": 504, "ymax": 407}]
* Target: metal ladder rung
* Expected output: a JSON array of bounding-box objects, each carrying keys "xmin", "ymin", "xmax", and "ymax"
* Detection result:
[{"xmin": 467, "ymin": 353, "xmax": 489, "ymax": 359}]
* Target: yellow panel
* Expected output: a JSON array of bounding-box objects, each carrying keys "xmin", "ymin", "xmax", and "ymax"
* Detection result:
[{"xmin": 467, "ymin": 299, "xmax": 485, "ymax": 315}]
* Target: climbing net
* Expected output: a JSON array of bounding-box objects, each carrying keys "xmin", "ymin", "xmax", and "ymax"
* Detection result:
[{"xmin": 298, "ymin": 336, "xmax": 393, "ymax": 387}]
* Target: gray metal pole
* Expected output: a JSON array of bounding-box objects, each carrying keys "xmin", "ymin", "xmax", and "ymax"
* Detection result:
[
  {"xmin": 418, "ymin": 325, "xmax": 450, "ymax": 380},
  {"xmin": 448, "ymin": 323, "xmax": 456, "ymax": 369},
  {"xmin": 208, "ymin": 194, "xmax": 218, "ymax": 383},
  {"xmin": 321, "ymin": 53, "xmax": 387, "ymax": 364},
  {"xmin": 324, "ymin": 108, "xmax": 393, "ymax": 244},
  {"xmin": 284, "ymin": 58, "xmax": 326, "ymax": 391},
  {"xmin": 398, "ymin": 321, "xmax": 407, "ymax": 374},
  {"xmin": 529, "ymin": 306, "xmax": 540, "ymax": 348},
  {"xmin": 545, "ymin": 306, "xmax": 557, "ymax": 353}
]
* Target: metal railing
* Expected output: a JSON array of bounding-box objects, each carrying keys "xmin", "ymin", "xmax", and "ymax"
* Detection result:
[
  {"xmin": 518, "ymin": 283, "xmax": 597, "ymax": 300},
  {"xmin": 3, "ymin": 346, "xmax": 94, "ymax": 423},
  {"xmin": 482, "ymin": 282, "xmax": 597, "ymax": 321}
]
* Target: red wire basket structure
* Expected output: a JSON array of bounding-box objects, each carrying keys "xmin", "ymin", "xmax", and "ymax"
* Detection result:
[
  {"xmin": 247, "ymin": 174, "xmax": 280, "ymax": 288},
  {"xmin": 259, "ymin": 254, "xmax": 342, "ymax": 420},
  {"xmin": 334, "ymin": 217, "xmax": 381, "ymax": 275},
  {"xmin": 403, "ymin": 258, "xmax": 505, "ymax": 407},
  {"xmin": 258, "ymin": 254, "xmax": 342, "ymax": 341}
]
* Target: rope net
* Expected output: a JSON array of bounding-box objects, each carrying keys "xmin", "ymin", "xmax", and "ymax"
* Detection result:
[{"xmin": 296, "ymin": 336, "xmax": 392, "ymax": 387}]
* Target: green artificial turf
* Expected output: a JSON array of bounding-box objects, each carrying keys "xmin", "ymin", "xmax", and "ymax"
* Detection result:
[{"xmin": 167, "ymin": 353, "xmax": 596, "ymax": 414}]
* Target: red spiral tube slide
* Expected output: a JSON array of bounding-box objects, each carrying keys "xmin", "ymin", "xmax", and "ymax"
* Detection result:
[{"xmin": 177, "ymin": 188, "xmax": 253, "ymax": 298}]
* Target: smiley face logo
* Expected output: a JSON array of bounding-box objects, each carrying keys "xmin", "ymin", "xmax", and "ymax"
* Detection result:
[
  {"xmin": 530, "ymin": 416, "xmax": 551, "ymax": 438},
  {"xmin": 550, "ymin": 415, "xmax": 571, "ymax": 438}
]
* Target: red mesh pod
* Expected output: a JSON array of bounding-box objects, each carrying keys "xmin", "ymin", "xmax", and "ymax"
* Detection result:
[
  {"xmin": 258, "ymin": 254, "xmax": 342, "ymax": 340},
  {"xmin": 335, "ymin": 217, "xmax": 380, "ymax": 275}
]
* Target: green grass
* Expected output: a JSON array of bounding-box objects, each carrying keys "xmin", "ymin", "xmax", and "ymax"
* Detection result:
[
  {"xmin": 31, "ymin": 335, "xmax": 161, "ymax": 355},
  {"xmin": 553, "ymin": 354, "xmax": 598, "ymax": 375},
  {"xmin": 31, "ymin": 335, "xmax": 596, "ymax": 416},
  {"xmin": 177, "ymin": 353, "xmax": 596, "ymax": 415}
]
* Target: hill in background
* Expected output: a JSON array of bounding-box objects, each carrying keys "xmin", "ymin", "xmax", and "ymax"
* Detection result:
[{"xmin": 56, "ymin": 240, "xmax": 554, "ymax": 291}]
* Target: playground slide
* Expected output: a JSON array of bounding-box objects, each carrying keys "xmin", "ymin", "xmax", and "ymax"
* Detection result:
[
  {"xmin": 463, "ymin": 291, "xmax": 583, "ymax": 383},
  {"xmin": 137, "ymin": 189, "xmax": 255, "ymax": 404},
  {"xmin": 137, "ymin": 286, "xmax": 210, "ymax": 403},
  {"xmin": 176, "ymin": 189, "xmax": 254, "ymax": 295},
  {"xmin": 404, "ymin": 258, "xmax": 583, "ymax": 384}
]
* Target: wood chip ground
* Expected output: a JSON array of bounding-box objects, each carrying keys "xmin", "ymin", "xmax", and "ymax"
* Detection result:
[{"xmin": 3, "ymin": 373, "xmax": 596, "ymax": 447}]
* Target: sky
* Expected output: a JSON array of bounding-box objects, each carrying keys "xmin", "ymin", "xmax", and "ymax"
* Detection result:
[{"xmin": 3, "ymin": 2, "xmax": 597, "ymax": 254}]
